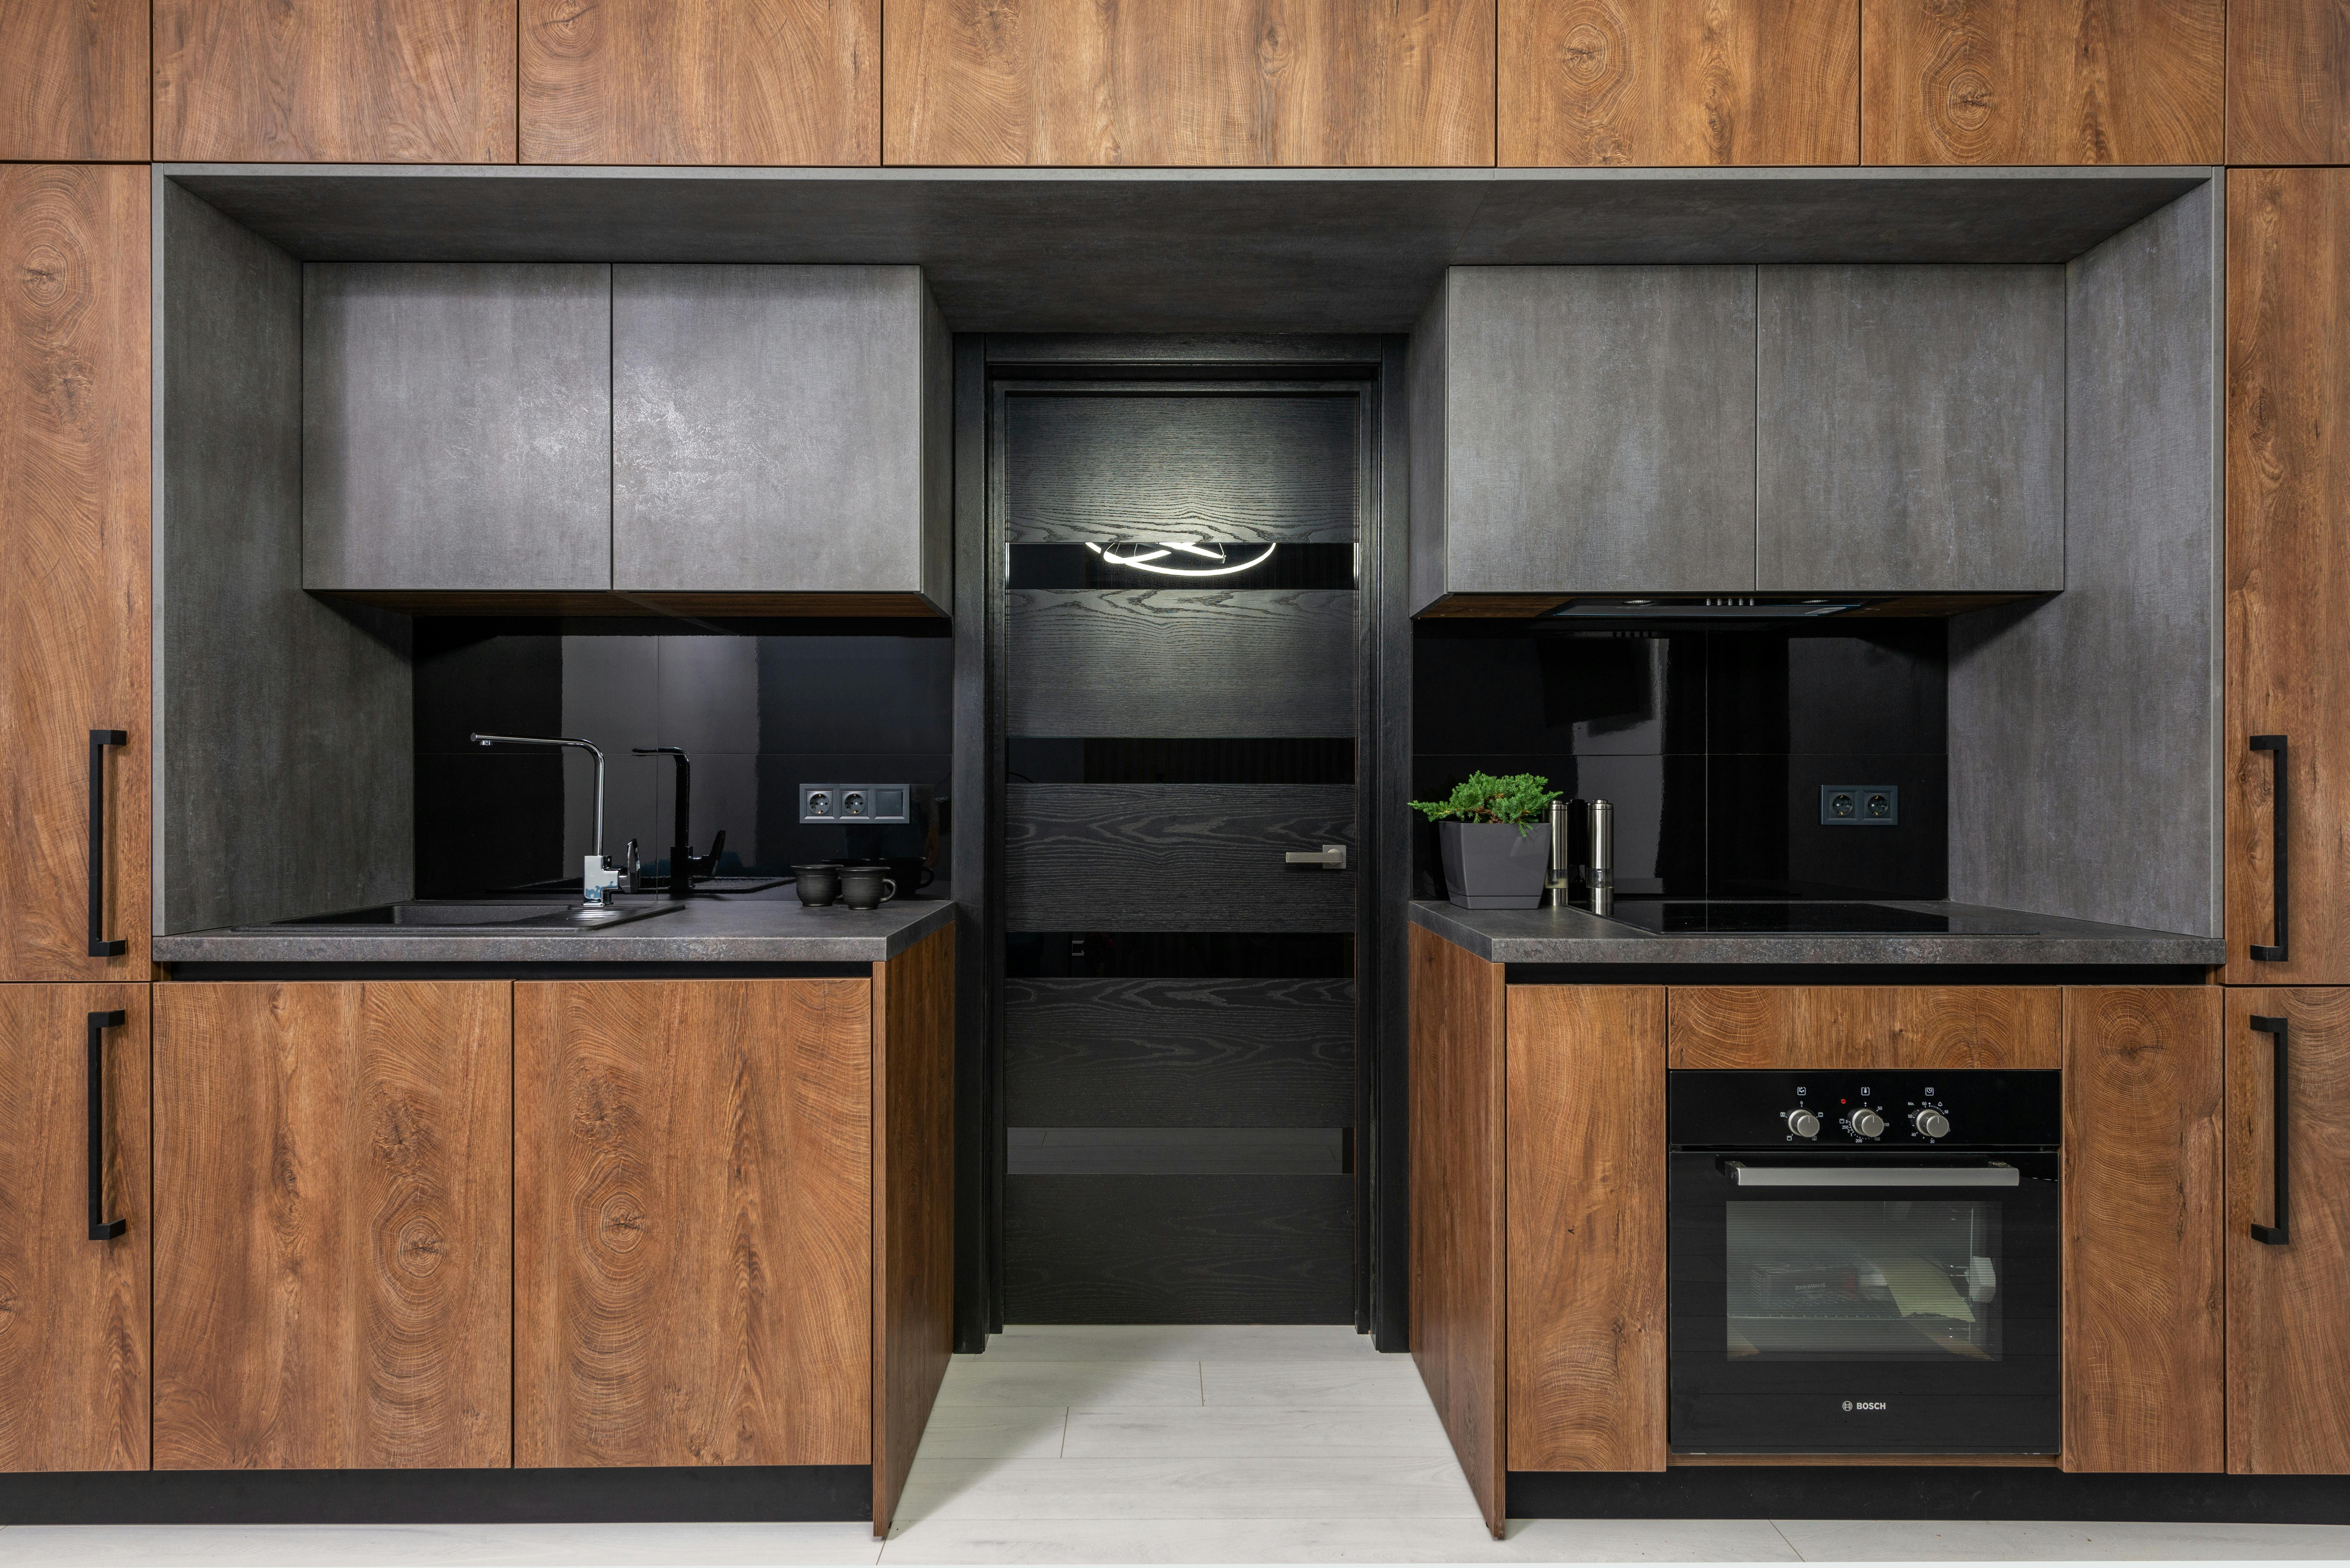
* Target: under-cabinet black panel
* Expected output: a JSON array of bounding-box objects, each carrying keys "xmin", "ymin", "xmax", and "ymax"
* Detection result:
[
  {"xmin": 1004, "ymin": 1174, "xmax": 1354, "ymax": 1323},
  {"xmin": 1004, "ymin": 393, "xmax": 1359, "ymax": 542},
  {"xmin": 1005, "ymin": 784, "xmax": 1355, "ymax": 931},
  {"xmin": 1008, "ymin": 589, "xmax": 1355, "ymax": 739},
  {"xmin": 1005, "ymin": 977, "xmax": 1354, "ymax": 1127}
]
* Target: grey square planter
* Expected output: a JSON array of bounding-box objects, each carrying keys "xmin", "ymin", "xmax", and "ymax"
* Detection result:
[{"xmin": 1438, "ymin": 821, "xmax": 1552, "ymax": 910}]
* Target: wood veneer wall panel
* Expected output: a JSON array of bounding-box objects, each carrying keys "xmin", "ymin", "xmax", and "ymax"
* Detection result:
[
  {"xmin": 2225, "ymin": 988, "xmax": 2350, "ymax": 1474},
  {"xmin": 1669, "ymin": 987, "xmax": 2062, "ymax": 1070},
  {"xmin": 1407, "ymin": 925, "xmax": 1506, "ymax": 1538},
  {"xmin": 1504, "ymin": 984, "xmax": 1666, "ymax": 1472},
  {"xmin": 1499, "ymin": 0, "xmax": 1858, "ymax": 166},
  {"xmin": 874, "ymin": 925, "xmax": 954, "ymax": 1537},
  {"xmin": 515, "ymin": 978, "xmax": 871, "ymax": 1468},
  {"xmin": 1859, "ymin": 0, "xmax": 2222, "ymax": 164},
  {"xmin": 521, "ymin": 0, "xmax": 878, "ymax": 165},
  {"xmin": 0, "ymin": 164, "xmax": 149, "ymax": 982},
  {"xmin": 154, "ymin": 0, "xmax": 517, "ymax": 162},
  {"xmin": 152, "ymin": 982, "xmax": 511, "ymax": 1469},
  {"xmin": 2225, "ymin": 169, "xmax": 2350, "ymax": 987},
  {"xmin": 2061, "ymin": 986, "xmax": 2222, "ymax": 1473},
  {"xmin": 882, "ymin": 0, "xmax": 1495, "ymax": 167},
  {"xmin": 0, "ymin": 985, "xmax": 149, "ymax": 1472},
  {"xmin": 0, "ymin": 0, "xmax": 148, "ymax": 160},
  {"xmin": 2228, "ymin": 0, "xmax": 2350, "ymax": 163}
]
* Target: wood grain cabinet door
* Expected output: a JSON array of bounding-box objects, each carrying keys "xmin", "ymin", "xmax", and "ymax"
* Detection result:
[
  {"xmin": 0, "ymin": 984, "xmax": 149, "ymax": 1472},
  {"xmin": 515, "ymin": 978, "xmax": 873, "ymax": 1468},
  {"xmin": 152, "ymin": 982, "xmax": 513, "ymax": 1469},
  {"xmin": 883, "ymin": 0, "xmax": 1494, "ymax": 166},
  {"xmin": 0, "ymin": 0, "xmax": 148, "ymax": 160},
  {"xmin": 2225, "ymin": 988, "xmax": 2350, "ymax": 1474},
  {"xmin": 0, "ymin": 165, "xmax": 150, "ymax": 983},
  {"xmin": 2228, "ymin": 0, "xmax": 2350, "ymax": 164},
  {"xmin": 2060, "ymin": 987, "xmax": 2223, "ymax": 1473},
  {"xmin": 521, "ymin": 0, "xmax": 879, "ymax": 165},
  {"xmin": 154, "ymin": 0, "xmax": 516, "ymax": 162},
  {"xmin": 1860, "ymin": 0, "xmax": 2222, "ymax": 164},
  {"xmin": 1500, "ymin": 0, "xmax": 1859, "ymax": 166},
  {"xmin": 2226, "ymin": 170, "xmax": 2350, "ymax": 986}
]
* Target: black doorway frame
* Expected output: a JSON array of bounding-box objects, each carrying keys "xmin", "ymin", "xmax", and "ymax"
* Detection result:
[{"xmin": 949, "ymin": 334, "xmax": 1412, "ymax": 1351}]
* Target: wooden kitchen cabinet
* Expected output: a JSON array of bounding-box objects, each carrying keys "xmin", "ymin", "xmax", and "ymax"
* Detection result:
[
  {"xmin": 2226, "ymin": 169, "xmax": 2350, "ymax": 986},
  {"xmin": 1859, "ymin": 0, "xmax": 2222, "ymax": 164},
  {"xmin": 0, "ymin": 164, "xmax": 150, "ymax": 982},
  {"xmin": 153, "ymin": 981, "xmax": 513, "ymax": 1469},
  {"xmin": 2225, "ymin": 988, "xmax": 2350, "ymax": 1474},
  {"xmin": 1499, "ymin": 0, "xmax": 1858, "ymax": 166},
  {"xmin": 1758, "ymin": 265, "xmax": 2065, "ymax": 594},
  {"xmin": 2229, "ymin": 0, "xmax": 2350, "ymax": 164},
  {"xmin": 882, "ymin": 0, "xmax": 1494, "ymax": 166},
  {"xmin": 154, "ymin": 0, "xmax": 516, "ymax": 162},
  {"xmin": 2061, "ymin": 987, "xmax": 2223, "ymax": 1473},
  {"xmin": 520, "ymin": 0, "xmax": 877, "ymax": 165},
  {"xmin": 0, "ymin": 985, "xmax": 150, "ymax": 1472},
  {"xmin": 303, "ymin": 263, "xmax": 613, "ymax": 599},
  {"xmin": 1408, "ymin": 267, "xmax": 1758, "ymax": 612},
  {"xmin": 612, "ymin": 266, "xmax": 952, "ymax": 614},
  {"xmin": 0, "ymin": 0, "xmax": 148, "ymax": 160},
  {"xmin": 1669, "ymin": 987, "xmax": 2062, "ymax": 1070}
]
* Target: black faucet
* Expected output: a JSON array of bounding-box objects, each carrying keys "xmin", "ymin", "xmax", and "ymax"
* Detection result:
[{"xmin": 632, "ymin": 747, "xmax": 724, "ymax": 897}]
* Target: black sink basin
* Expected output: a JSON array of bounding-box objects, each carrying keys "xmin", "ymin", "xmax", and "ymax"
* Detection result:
[{"xmin": 265, "ymin": 900, "xmax": 685, "ymax": 932}]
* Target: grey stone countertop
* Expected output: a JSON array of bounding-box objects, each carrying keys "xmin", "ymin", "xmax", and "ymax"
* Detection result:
[
  {"xmin": 1410, "ymin": 899, "xmax": 2227, "ymax": 967},
  {"xmin": 152, "ymin": 892, "xmax": 954, "ymax": 966}
]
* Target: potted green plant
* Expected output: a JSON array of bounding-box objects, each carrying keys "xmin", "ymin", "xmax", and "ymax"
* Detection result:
[{"xmin": 1410, "ymin": 771, "xmax": 1563, "ymax": 909}]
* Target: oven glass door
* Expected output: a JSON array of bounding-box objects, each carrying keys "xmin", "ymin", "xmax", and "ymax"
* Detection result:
[{"xmin": 1669, "ymin": 1150, "xmax": 2060, "ymax": 1454}]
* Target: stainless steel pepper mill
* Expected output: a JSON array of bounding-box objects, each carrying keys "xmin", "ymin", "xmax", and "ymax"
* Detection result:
[
  {"xmin": 1586, "ymin": 797, "xmax": 1614, "ymax": 916},
  {"xmin": 1545, "ymin": 798, "xmax": 1574, "ymax": 907}
]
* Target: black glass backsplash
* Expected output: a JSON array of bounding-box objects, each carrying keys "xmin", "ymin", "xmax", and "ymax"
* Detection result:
[
  {"xmin": 1413, "ymin": 620, "xmax": 1948, "ymax": 902},
  {"xmin": 1009, "ymin": 542, "xmax": 1354, "ymax": 590},
  {"xmin": 414, "ymin": 620, "xmax": 953, "ymax": 896}
]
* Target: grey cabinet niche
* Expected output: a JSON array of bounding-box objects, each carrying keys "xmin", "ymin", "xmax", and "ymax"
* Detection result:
[
  {"xmin": 1409, "ymin": 266, "xmax": 1758, "ymax": 612},
  {"xmin": 304, "ymin": 263, "xmax": 613, "ymax": 593},
  {"xmin": 1408, "ymin": 264, "xmax": 2067, "ymax": 611},
  {"xmin": 613, "ymin": 265, "xmax": 951, "ymax": 611}
]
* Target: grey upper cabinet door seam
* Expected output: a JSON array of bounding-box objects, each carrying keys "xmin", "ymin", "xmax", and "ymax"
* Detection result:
[
  {"xmin": 1411, "ymin": 265, "xmax": 1760, "ymax": 609},
  {"xmin": 1756, "ymin": 264, "xmax": 2066, "ymax": 595},
  {"xmin": 611, "ymin": 264, "xmax": 951, "ymax": 608},
  {"xmin": 302, "ymin": 262, "xmax": 615, "ymax": 594}
]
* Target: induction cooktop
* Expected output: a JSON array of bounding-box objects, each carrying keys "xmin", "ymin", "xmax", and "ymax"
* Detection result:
[{"xmin": 1597, "ymin": 899, "xmax": 2034, "ymax": 935}]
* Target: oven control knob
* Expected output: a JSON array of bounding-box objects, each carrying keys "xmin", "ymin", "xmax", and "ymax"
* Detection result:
[
  {"xmin": 1784, "ymin": 1108, "xmax": 1821, "ymax": 1139},
  {"xmin": 1912, "ymin": 1107, "xmax": 1951, "ymax": 1139},
  {"xmin": 1848, "ymin": 1108, "xmax": 1887, "ymax": 1139}
]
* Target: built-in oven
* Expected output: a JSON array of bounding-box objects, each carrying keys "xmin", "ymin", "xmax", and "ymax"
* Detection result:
[{"xmin": 1668, "ymin": 1068, "xmax": 2061, "ymax": 1455}]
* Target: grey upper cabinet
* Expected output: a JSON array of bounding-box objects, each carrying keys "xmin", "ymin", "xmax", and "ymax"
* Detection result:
[
  {"xmin": 1757, "ymin": 265, "xmax": 2065, "ymax": 594},
  {"xmin": 613, "ymin": 265, "xmax": 951, "ymax": 611},
  {"xmin": 303, "ymin": 263, "xmax": 613, "ymax": 594},
  {"xmin": 1409, "ymin": 266, "xmax": 1758, "ymax": 612}
]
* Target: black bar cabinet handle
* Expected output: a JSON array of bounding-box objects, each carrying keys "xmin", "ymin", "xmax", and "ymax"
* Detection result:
[
  {"xmin": 2251, "ymin": 735, "xmax": 2287, "ymax": 962},
  {"xmin": 86, "ymin": 1009, "xmax": 127, "ymax": 1241},
  {"xmin": 2250, "ymin": 1014, "xmax": 2289, "ymax": 1246},
  {"xmin": 87, "ymin": 729, "xmax": 127, "ymax": 958}
]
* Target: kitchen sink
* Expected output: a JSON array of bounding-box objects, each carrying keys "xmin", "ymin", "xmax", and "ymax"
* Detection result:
[{"xmin": 265, "ymin": 900, "xmax": 686, "ymax": 932}]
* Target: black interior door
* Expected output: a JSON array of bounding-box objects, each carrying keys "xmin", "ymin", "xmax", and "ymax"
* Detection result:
[{"xmin": 992, "ymin": 378, "xmax": 1365, "ymax": 1323}]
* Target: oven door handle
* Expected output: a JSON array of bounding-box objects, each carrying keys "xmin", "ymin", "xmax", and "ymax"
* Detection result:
[{"xmin": 1721, "ymin": 1160, "xmax": 2020, "ymax": 1187}]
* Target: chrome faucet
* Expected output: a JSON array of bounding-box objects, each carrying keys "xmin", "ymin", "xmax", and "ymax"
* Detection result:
[{"xmin": 467, "ymin": 733, "xmax": 620, "ymax": 903}]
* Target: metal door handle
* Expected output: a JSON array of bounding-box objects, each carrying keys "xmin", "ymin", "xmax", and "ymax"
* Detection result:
[
  {"xmin": 1722, "ymin": 1161, "xmax": 2019, "ymax": 1187},
  {"xmin": 2251, "ymin": 735, "xmax": 2287, "ymax": 962},
  {"xmin": 1284, "ymin": 843, "xmax": 1348, "ymax": 870},
  {"xmin": 2251, "ymin": 1013, "xmax": 2289, "ymax": 1245},
  {"xmin": 87, "ymin": 729, "xmax": 127, "ymax": 958},
  {"xmin": 86, "ymin": 1010, "xmax": 127, "ymax": 1240}
]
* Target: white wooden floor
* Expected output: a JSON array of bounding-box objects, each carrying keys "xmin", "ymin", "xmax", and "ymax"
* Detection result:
[{"xmin": 7, "ymin": 1326, "xmax": 2348, "ymax": 1565}]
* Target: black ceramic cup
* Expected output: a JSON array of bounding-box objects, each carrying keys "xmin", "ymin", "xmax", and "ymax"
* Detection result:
[
  {"xmin": 839, "ymin": 864, "xmax": 898, "ymax": 910},
  {"xmin": 792, "ymin": 863, "xmax": 843, "ymax": 907}
]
